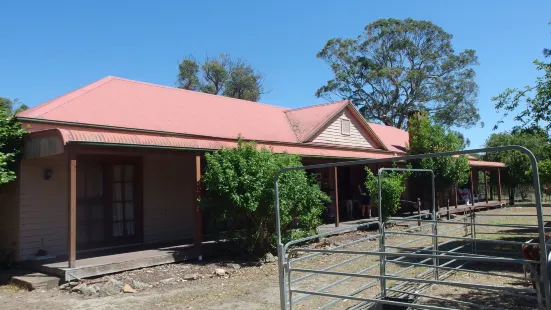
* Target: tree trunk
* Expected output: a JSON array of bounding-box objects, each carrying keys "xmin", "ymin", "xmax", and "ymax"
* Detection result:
[{"xmin": 509, "ymin": 187, "xmax": 515, "ymax": 205}]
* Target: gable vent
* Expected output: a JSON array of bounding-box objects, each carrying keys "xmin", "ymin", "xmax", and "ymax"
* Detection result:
[{"xmin": 341, "ymin": 119, "xmax": 351, "ymax": 135}]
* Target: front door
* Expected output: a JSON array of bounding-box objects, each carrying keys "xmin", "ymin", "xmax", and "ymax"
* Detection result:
[
  {"xmin": 107, "ymin": 160, "xmax": 143, "ymax": 245},
  {"xmin": 76, "ymin": 156, "xmax": 143, "ymax": 249},
  {"xmin": 110, "ymin": 164, "xmax": 137, "ymax": 243}
]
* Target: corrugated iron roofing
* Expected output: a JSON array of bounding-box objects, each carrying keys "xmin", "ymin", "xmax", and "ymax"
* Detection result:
[
  {"xmin": 18, "ymin": 76, "xmax": 299, "ymax": 143},
  {"xmin": 19, "ymin": 76, "xmax": 505, "ymax": 167},
  {"xmin": 49, "ymin": 127, "xmax": 397, "ymax": 159},
  {"xmin": 367, "ymin": 122, "xmax": 410, "ymax": 153}
]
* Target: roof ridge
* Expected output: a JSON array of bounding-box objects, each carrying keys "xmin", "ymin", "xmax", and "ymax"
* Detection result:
[
  {"xmin": 109, "ymin": 76, "xmax": 289, "ymax": 110},
  {"xmin": 17, "ymin": 76, "xmax": 116, "ymax": 118},
  {"xmin": 283, "ymin": 111, "xmax": 302, "ymax": 143},
  {"xmin": 284, "ymin": 100, "xmax": 347, "ymax": 113}
]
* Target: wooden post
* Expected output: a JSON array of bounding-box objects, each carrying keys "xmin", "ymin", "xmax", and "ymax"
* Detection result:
[
  {"xmin": 194, "ymin": 154, "xmax": 203, "ymax": 248},
  {"xmin": 484, "ymin": 170, "xmax": 488, "ymax": 204},
  {"xmin": 68, "ymin": 153, "xmax": 77, "ymax": 268},
  {"xmin": 455, "ymin": 185, "xmax": 459, "ymax": 209},
  {"xmin": 334, "ymin": 166, "xmax": 339, "ymax": 227},
  {"xmin": 470, "ymin": 169, "xmax": 475, "ymax": 207},
  {"xmin": 497, "ymin": 168, "xmax": 502, "ymax": 202}
]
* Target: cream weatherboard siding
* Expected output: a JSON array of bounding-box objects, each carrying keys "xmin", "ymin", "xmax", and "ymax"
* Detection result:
[
  {"xmin": 19, "ymin": 154, "xmax": 68, "ymax": 259},
  {"xmin": 311, "ymin": 109, "xmax": 378, "ymax": 148},
  {"xmin": 16, "ymin": 151, "xmax": 197, "ymax": 261},
  {"xmin": 143, "ymin": 152, "xmax": 196, "ymax": 244}
]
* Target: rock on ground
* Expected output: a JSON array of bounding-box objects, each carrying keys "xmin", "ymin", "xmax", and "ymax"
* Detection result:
[
  {"xmin": 183, "ymin": 274, "xmax": 201, "ymax": 280},
  {"xmin": 99, "ymin": 278, "xmax": 123, "ymax": 296},
  {"xmin": 214, "ymin": 269, "xmax": 226, "ymax": 277},
  {"xmin": 131, "ymin": 279, "xmax": 150, "ymax": 289},
  {"xmin": 72, "ymin": 283, "xmax": 99, "ymax": 296},
  {"xmin": 262, "ymin": 253, "xmax": 277, "ymax": 263},
  {"xmin": 159, "ymin": 278, "xmax": 175, "ymax": 285},
  {"xmin": 225, "ymin": 263, "xmax": 241, "ymax": 270},
  {"xmin": 123, "ymin": 284, "xmax": 136, "ymax": 293}
]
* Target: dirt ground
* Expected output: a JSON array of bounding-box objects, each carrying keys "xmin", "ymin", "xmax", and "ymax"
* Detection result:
[{"xmin": 0, "ymin": 206, "xmax": 547, "ymax": 310}]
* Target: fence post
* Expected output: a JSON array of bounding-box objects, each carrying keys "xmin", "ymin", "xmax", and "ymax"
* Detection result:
[
  {"xmin": 431, "ymin": 173, "xmax": 439, "ymax": 281},
  {"xmin": 447, "ymin": 199, "xmax": 450, "ymax": 220},
  {"xmin": 377, "ymin": 170, "xmax": 386, "ymax": 299},
  {"xmin": 470, "ymin": 209, "xmax": 477, "ymax": 254},
  {"xmin": 417, "ymin": 198, "xmax": 421, "ymax": 226}
]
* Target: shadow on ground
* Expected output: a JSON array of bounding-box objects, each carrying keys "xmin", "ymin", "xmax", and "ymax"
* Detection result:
[{"xmin": 419, "ymin": 288, "xmax": 539, "ymax": 310}]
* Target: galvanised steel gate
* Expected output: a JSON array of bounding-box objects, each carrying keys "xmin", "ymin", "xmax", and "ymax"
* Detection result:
[{"xmin": 273, "ymin": 146, "xmax": 550, "ymax": 309}]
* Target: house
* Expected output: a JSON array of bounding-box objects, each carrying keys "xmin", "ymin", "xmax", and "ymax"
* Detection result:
[{"xmin": 0, "ymin": 76, "xmax": 504, "ymax": 279}]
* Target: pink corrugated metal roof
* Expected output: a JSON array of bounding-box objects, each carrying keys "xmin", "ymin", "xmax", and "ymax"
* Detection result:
[
  {"xmin": 19, "ymin": 76, "xmax": 389, "ymax": 150},
  {"xmin": 29, "ymin": 126, "xmax": 505, "ymax": 166},
  {"xmin": 18, "ymin": 76, "xmax": 299, "ymax": 143},
  {"xmin": 285, "ymin": 101, "xmax": 348, "ymax": 142},
  {"xmin": 19, "ymin": 76, "xmax": 504, "ymax": 167},
  {"xmin": 468, "ymin": 160, "xmax": 506, "ymax": 168},
  {"xmin": 43, "ymin": 127, "xmax": 396, "ymax": 159},
  {"xmin": 368, "ymin": 122, "xmax": 409, "ymax": 153}
]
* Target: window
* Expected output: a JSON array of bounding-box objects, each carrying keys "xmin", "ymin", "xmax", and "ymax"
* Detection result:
[{"xmin": 341, "ymin": 119, "xmax": 351, "ymax": 135}]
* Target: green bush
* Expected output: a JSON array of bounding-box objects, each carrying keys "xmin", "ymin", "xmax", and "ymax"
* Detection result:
[
  {"xmin": 365, "ymin": 165, "xmax": 411, "ymax": 222},
  {"xmin": 0, "ymin": 108, "xmax": 25, "ymax": 186},
  {"xmin": 408, "ymin": 111, "xmax": 470, "ymax": 192},
  {"xmin": 199, "ymin": 139, "xmax": 330, "ymax": 255}
]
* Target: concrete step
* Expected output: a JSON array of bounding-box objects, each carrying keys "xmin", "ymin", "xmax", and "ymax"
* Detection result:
[{"xmin": 10, "ymin": 272, "xmax": 61, "ymax": 291}]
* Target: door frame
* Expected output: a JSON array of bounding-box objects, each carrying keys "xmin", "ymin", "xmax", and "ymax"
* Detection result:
[{"xmin": 77, "ymin": 154, "xmax": 144, "ymax": 248}]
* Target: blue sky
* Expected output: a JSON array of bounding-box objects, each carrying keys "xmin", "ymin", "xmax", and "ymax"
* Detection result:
[{"xmin": 1, "ymin": 0, "xmax": 549, "ymax": 147}]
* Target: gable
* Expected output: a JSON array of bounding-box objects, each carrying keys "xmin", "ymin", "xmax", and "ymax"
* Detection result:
[{"xmin": 309, "ymin": 108, "xmax": 381, "ymax": 149}]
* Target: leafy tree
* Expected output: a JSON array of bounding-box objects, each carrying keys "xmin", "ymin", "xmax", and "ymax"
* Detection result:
[
  {"xmin": 484, "ymin": 127, "xmax": 551, "ymax": 201},
  {"xmin": 493, "ymin": 21, "xmax": 551, "ymax": 130},
  {"xmin": 0, "ymin": 107, "xmax": 25, "ymax": 186},
  {"xmin": 316, "ymin": 18, "xmax": 480, "ymax": 129},
  {"xmin": 538, "ymin": 159, "xmax": 551, "ymax": 185},
  {"xmin": 364, "ymin": 164, "xmax": 411, "ymax": 222},
  {"xmin": 177, "ymin": 54, "xmax": 265, "ymax": 101},
  {"xmin": 199, "ymin": 139, "xmax": 330, "ymax": 255},
  {"xmin": 407, "ymin": 111, "xmax": 471, "ymax": 193},
  {"xmin": 0, "ymin": 97, "xmax": 28, "ymax": 116}
]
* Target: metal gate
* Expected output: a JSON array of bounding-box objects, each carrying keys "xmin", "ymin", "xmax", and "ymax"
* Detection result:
[{"xmin": 273, "ymin": 146, "xmax": 550, "ymax": 309}]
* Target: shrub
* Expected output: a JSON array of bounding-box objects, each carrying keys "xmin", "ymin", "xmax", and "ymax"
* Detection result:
[
  {"xmin": 199, "ymin": 139, "xmax": 330, "ymax": 255},
  {"xmin": 0, "ymin": 108, "xmax": 25, "ymax": 186},
  {"xmin": 364, "ymin": 165, "xmax": 411, "ymax": 222},
  {"xmin": 408, "ymin": 111, "xmax": 470, "ymax": 192}
]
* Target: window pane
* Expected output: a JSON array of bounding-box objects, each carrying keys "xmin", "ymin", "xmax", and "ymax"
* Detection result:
[
  {"xmin": 124, "ymin": 202, "xmax": 135, "ymax": 220},
  {"xmin": 124, "ymin": 165, "xmax": 134, "ymax": 181},
  {"xmin": 113, "ymin": 222, "xmax": 123, "ymax": 237},
  {"xmin": 126, "ymin": 221, "xmax": 135, "ymax": 236},
  {"xmin": 113, "ymin": 183, "xmax": 122, "ymax": 201},
  {"xmin": 114, "ymin": 165, "xmax": 122, "ymax": 182},
  {"xmin": 113, "ymin": 202, "xmax": 123, "ymax": 221},
  {"xmin": 91, "ymin": 203, "xmax": 104, "ymax": 220},
  {"xmin": 124, "ymin": 183, "xmax": 133, "ymax": 201}
]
